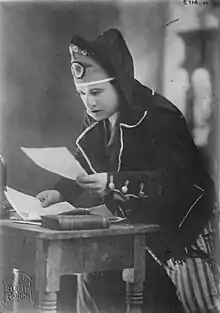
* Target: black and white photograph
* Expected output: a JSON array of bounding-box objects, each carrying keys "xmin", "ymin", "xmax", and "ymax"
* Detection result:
[{"xmin": 0, "ymin": 0, "xmax": 220, "ymax": 312}]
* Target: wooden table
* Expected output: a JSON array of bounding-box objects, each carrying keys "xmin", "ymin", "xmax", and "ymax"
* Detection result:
[{"xmin": 0, "ymin": 220, "xmax": 159, "ymax": 313}]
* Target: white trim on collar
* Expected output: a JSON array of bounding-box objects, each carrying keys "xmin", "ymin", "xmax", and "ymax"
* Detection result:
[
  {"xmin": 76, "ymin": 122, "xmax": 98, "ymax": 174},
  {"xmin": 178, "ymin": 184, "xmax": 204, "ymax": 228},
  {"xmin": 118, "ymin": 110, "xmax": 148, "ymax": 171},
  {"xmin": 120, "ymin": 110, "xmax": 148, "ymax": 128},
  {"xmin": 76, "ymin": 110, "xmax": 148, "ymax": 173}
]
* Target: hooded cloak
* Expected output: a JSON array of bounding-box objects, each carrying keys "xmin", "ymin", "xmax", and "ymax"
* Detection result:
[{"xmin": 57, "ymin": 29, "xmax": 217, "ymax": 262}]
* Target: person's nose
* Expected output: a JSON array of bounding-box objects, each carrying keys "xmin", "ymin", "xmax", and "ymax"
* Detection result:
[
  {"xmin": 91, "ymin": 98, "xmax": 97, "ymax": 108},
  {"xmin": 86, "ymin": 95, "xmax": 96, "ymax": 109}
]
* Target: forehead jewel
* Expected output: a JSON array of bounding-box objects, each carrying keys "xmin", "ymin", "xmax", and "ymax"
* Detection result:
[
  {"xmin": 71, "ymin": 61, "xmax": 85, "ymax": 79},
  {"xmin": 69, "ymin": 42, "xmax": 115, "ymax": 83},
  {"xmin": 69, "ymin": 44, "xmax": 90, "ymax": 79}
]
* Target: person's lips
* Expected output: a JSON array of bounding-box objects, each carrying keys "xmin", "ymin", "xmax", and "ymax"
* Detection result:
[{"xmin": 91, "ymin": 109, "xmax": 102, "ymax": 113}]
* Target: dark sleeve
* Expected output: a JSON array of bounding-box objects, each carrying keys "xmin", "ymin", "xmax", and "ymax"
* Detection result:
[
  {"xmin": 54, "ymin": 113, "xmax": 94, "ymax": 206},
  {"xmin": 105, "ymin": 111, "xmax": 213, "ymax": 253},
  {"xmin": 107, "ymin": 112, "xmax": 193, "ymax": 203}
]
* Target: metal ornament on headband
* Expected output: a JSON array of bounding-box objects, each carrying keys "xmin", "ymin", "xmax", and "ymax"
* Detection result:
[
  {"xmin": 71, "ymin": 61, "xmax": 85, "ymax": 79},
  {"xmin": 69, "ymin": 44, "xmax": 89, "ymax": 60},
  {"xmin": 69, "ymin": 43, "xmax": 115, "ymax": 84},
  {"xmin": 69, "ymin": 44, "xmax": 89, "ymax": 79}
]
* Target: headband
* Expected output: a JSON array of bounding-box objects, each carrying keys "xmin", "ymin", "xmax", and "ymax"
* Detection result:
[{"xmin": 74, "ymin": 77, "xmax": 115, "ymax": 87}]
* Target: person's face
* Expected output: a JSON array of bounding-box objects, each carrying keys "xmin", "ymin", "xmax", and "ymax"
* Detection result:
[{"xmin": 75, "ymin": 81, "xmax": 119, "ymax": 121}]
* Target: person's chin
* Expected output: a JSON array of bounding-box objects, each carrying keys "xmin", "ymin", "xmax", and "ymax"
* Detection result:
[{"xmin": 87, "ymin": 110, "xmax": 106, "ymax": 121}]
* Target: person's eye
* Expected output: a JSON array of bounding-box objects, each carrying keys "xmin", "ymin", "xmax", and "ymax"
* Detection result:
[
  {"xmin": 90, "ymin": 89, "xmax": 102, "ymax": 96},
  {"xmin": 77, "ymin": 90, "xmax": 86, "ymax": 96}
]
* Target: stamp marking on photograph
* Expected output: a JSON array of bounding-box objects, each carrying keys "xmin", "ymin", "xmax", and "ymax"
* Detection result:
[
  {"xmin": 182, "ymin": 0, "xmax": 209, "ymax": 5},
  {"xmin": 1, "ymin": 270, "xmax": 34, "ymax": 310}
]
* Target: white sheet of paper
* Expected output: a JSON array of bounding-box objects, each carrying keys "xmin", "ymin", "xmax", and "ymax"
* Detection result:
[
  {"xmin": 89, "ymin": 204, "xmax": 113, "ymax": 217},
  {"xmin": 21, "ymin": 147, "xmax": 87, "ymax": 180},
  {"xmin": 4, "ymin": 186, "xmax": 76, "ymax": 220},
  {"xmin": 89, "ymin": 205, "xmax": 127, "ymax": 223}
]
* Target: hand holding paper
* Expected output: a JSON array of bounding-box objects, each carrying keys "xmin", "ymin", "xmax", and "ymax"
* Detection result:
[
  {"xmin": 4, "ymin": 186, "xmax": 77, "ymax": 220},
  {"xmin": 21, "ymin": 147, "xmax": 87, "ymax": 180},
  {"xmin": 5, "ymin": 187, "xmax": 125, "ymax": 224},
  {"xmin": 76, "ymin": 173, "xmax": 108, "ymax": 198},
  {"xmin": 36, "ymin": 189, "xmax": 62, "ymax": 207}
]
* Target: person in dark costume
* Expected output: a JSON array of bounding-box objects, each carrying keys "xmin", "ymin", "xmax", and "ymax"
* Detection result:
[{"xmin": 37, "ymin": 29, "xmax": 220, "ymax": 313}]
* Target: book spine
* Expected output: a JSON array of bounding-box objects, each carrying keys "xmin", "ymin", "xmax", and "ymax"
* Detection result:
[{"xmin": 58, "ymin": 215, "xmax": 110, "ymax": 230}]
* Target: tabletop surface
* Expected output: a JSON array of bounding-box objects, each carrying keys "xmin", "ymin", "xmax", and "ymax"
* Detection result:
[{"xmin": 0, "ymin": 219, "xmax": 160, "ymax": 240}]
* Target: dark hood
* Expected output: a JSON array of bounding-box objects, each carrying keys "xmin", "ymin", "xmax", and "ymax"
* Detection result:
[
  {"xmin": 70, "ymin": 30, "xmax": 216, "ymax": 262},
  {"xmin": 70, "ymin": 28, "xmax": 180, "ymax": 116},
  {"xmin": 70, "ymin": 29, "xmax": 134, "ymax": 105}
]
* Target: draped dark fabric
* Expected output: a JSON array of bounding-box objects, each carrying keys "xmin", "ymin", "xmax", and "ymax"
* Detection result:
[{"xmin": 56, "ymin": 29, "xmax": 217, "ymax": 262}]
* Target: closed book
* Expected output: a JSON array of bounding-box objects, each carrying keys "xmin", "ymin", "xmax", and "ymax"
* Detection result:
[{"xmin": 41, "ymin": 215, "xmax": 110, "ymax": 230}]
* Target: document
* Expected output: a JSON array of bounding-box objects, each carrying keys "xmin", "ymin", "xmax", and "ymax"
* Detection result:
[
  {"xmin": 4, "ymin": 186, "xmax": 77, "ymax": 220},
  {"xmin": 89, "ymin": 205, "xmax": 128, "ymax": 223},
  {"xmin": 21, "ymin": 147, "xmax": 87, "ymax": 180},
  {"xmin": 89, "ymin": 204, "xmax": 113, "ymax": 217}
]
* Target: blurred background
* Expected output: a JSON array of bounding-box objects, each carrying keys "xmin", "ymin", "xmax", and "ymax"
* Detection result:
[
  {"xmin": 0, "ymin": 0, "xmax": 219, "ymax": 197},
  {"xmin": 0, "ymin": 1, "xmax": 219, "ymax": 311}
]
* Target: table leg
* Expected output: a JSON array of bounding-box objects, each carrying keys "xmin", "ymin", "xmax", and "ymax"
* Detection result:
[
  {"xmin": 38, "ymin": 291, "xmax": 57, "ymax": 313},
  {"xmin": 126, "ymin": 282, "xmax": 144, "ymax": 313},
  {"xmin": 123, "ymin": 233, "xmax": 146, "ymax": 313},
  {"xmin": 36, "ymin": 239, "xmax": 62, "ymax": 313}
]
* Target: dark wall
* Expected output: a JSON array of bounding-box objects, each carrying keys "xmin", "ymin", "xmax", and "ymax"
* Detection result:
[{"xmin": 0, "ymin": 2, "xmax": 119, "ymax": 195}]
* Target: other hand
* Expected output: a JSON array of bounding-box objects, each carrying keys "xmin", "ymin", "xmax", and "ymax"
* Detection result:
[
  {"xmin": 36, "ymin": 190, "xmax": 62, "ymax": 207},
  {"xmin": 76, "ymin": 173, "xmax": 108, "ymax": 198}
]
